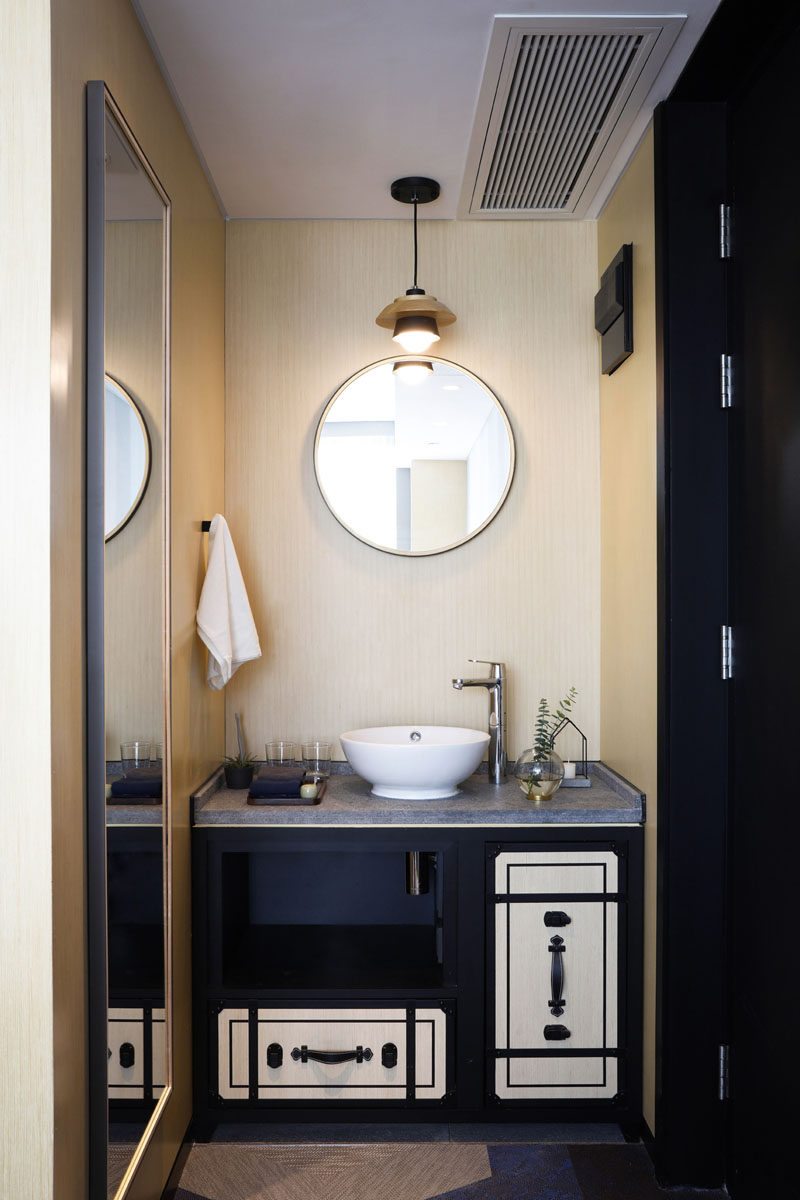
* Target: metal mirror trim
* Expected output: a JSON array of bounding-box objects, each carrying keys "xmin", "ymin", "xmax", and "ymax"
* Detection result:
[
  {"xmin": 86, "ymin": 81, "xmax": 172, "ymax": 1200},
  {"xmin": 314, "ymin": 356, "xmax": 516, "ymax": 556}
]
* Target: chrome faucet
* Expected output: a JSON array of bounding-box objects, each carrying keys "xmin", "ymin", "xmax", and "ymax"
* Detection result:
[{"xmin": 452, "ymin": 659, "xmax": 506, "ymax": 784}]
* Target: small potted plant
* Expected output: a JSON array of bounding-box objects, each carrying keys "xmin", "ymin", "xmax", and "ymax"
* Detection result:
[
  {"xmin": 223, "ymin": 751, "xmax": 258, "ymax": 790},
  {"xmin": 514, "ymin": 687, "xmax": 577, "ymax": 800}
]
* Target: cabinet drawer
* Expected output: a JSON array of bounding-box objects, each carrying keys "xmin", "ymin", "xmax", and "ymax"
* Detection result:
[
  {"xmin": 216, "ymin": 1005, "xmax": 448, "ymax": 1102},
  {"xmin": 108, "ymin": 1006, "xmax": 167, "ymax": 1100},
  {"xmin": 495, "ymin": 1055, "xmax": 618, "ymax": 1101},
  {"xmin": 108, "ymin": 1007, "xmax": 144, "ymax": 1097},
  {"xmin": 494, "ymin": 849, "xmax": 619, "ymax": 896}
]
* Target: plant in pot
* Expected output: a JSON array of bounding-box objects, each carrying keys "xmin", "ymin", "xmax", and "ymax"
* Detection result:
[
  {"xmin": 514, "ymin": 687, "xmax": 577, "ymax": 801},
  {"xmin": 223, "ymin": 751, "xmax": 259, "ymax": 790}
]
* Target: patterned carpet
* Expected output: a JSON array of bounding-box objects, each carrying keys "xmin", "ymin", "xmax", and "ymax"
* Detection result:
[{"xmin": 174, "ymin": 1141, "xmax": 729, "ymax": 1200}]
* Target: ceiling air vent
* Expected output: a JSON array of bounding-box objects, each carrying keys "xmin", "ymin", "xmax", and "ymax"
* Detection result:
[{"xmin": 460, "ymin": 16, "xmax": 685, "ymax": 219}]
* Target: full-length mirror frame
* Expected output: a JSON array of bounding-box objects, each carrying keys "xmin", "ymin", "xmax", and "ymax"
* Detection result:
[{"xmin": 86, "ymin": 81, "xmax": 172, "ymax": 1200}]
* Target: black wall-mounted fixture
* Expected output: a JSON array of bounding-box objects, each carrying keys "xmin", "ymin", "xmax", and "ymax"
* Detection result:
[{"xmin": 594, "ymin": 243, "xmax": 633, "ymax": 375}]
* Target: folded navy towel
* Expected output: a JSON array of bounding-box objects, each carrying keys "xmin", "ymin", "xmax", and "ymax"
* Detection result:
[
  {"xmin": 254, "ymin": 766, "xmax": 305, "ymax": 781},
  {"xmin": 123, "ymin": 767, "xmax": 162, "ymax": 780},
  {"xmin": 111, "ymin": 776, "xmax": 163, "ymax": 799},
  {"xmin": 249, "ymin": 766, "xmax": 306, "ymax": 799}
]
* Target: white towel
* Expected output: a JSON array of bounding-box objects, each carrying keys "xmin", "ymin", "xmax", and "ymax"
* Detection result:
[{"xmin": 196, "ymin": 514, "xmax": 262, "ymax": 690}]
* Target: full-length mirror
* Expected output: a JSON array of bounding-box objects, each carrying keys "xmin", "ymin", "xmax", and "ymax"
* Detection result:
[
  {"xmin": 314, "ymin": 357, "xmax": 515, "ymax": 555},
  {"xmin": 87, "ymin": 83, "xmax": 171, "ymax": 1200}
]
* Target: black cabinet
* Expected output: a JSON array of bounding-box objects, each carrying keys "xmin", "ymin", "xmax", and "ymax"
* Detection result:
[
  {"xmin": 107, "ymin": 826, "xmax": 165, "ymax": 1111},
  {"xmin": 192, "ymin": 824, "xmax": 642, "ymax": 1130}
]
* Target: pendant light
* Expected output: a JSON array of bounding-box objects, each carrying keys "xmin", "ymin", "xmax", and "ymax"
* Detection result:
[{"xmin": 376, "ymin": 177, "xmax": 456, "ymax": 353}]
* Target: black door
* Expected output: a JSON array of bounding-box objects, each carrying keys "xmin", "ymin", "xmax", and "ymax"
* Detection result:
[{"xmin": 726, "ymin": 22, "xmax": 800, "ymax": 1198}]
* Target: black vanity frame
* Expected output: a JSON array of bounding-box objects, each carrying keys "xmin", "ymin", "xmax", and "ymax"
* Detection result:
[{"xmin": 192, "ymin": 824, "xmax": 643, "ymax": 1134}]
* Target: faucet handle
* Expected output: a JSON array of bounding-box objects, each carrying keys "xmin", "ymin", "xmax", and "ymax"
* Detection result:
[{"xmin": 469, "ymin": 658, "xmax": 505, "ymax": 676}]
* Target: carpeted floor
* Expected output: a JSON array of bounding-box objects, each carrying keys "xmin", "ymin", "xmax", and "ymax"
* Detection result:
[{"xmin": 173, "ymin": 1140, "xmax": 729, "ymax": 1200}]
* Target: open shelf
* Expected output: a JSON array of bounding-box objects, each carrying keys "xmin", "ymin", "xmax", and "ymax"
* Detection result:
[{"xmin": 223, "ymin": 923, "xmax": 442, "ymax": 990}]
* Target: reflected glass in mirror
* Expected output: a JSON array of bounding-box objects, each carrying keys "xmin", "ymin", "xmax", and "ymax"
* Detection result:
[
  {"xmin": 98, "ymin": 95, "xmax": 170, "ymax": 1199},
  {"xmin": 314, "ymin": 358, "xmax": 515, "ymax": 555}
]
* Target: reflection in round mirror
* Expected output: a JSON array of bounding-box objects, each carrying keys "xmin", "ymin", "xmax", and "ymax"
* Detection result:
[
  {"xmin": 104, "ymin": 375, "xmax": 151, "ymax": 541},
  {"xmin": 314, "ymin": 358, "xmax": 515, "ymax": 556}
]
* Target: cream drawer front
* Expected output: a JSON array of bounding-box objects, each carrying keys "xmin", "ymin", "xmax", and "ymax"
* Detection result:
[
  {"xmin": 108, "ymin": 1007, "xmax": 144, "ymax": 1098},
  {"xmin": 494, "ymin": 849, "xmax": 619, "ymax": 896},
  {"xmin": 216, "ymin": 1006, "xmax": 448, "ymax": 1101},
  {"xmin": 217, "ymin": 1007, "xmax": 249, "ymax": 1100},
  {"xmin": 495, "ymin": 1055, "xmax": 618, "ymax": 1100},
  {"xmin": 496, "ymin": 900, "xmax": 617, "ymax": 1051},
  {"xmin": 152, "ymin": 1007, "xmax": 166, "ymax": 1096}
]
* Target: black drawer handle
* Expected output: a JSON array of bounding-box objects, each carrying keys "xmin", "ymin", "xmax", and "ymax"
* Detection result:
[
  {"xmin": 549, "ymin": 934, "xmax": 565, "ymax": 1017},
  {"xmin": 544, "ymin": 910, "xmax": 571, "ymax": 927},
  {"xmin": 544, "ymin": 1024, "xmax": 571, "ymax": 1040},
  {"xmin": 381, "ymin": 1042, "xmax": 398, "ymax": 1069},
  {"xmin": 291, "ymin": 1045, "xmax": 373, "ymax": 1065},
  {"xmin": 119, "ymin": 1042, "xmax": 135, "ymax": 1069},
  {"xmin": 267, "ymin": 1042, "xmax": 283, "ymax": 1069}
]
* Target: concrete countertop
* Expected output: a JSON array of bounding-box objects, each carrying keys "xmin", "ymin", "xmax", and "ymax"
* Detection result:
[
  {"xmin": 192, "ymin": 761, "xmax": 644, "ymax": 827},
  {"xmin": 106, "ymin": 801, "xmax": 163, "ymax": 826}
]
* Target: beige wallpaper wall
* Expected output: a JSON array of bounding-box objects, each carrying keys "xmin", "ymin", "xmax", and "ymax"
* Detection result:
[
  {"xmin": 597, "ymin": 127, "xmax": 658, "ymax": 1131},
  {"xmin": 105, "ymin": 221, "xmax": 163, "ymax": 759},
  {"xmin": 45, "ymin": 0, "xmax": 226, "ymax": 1196},
  {"xmin": 225, "ymin": 220, "xmax": 601, "ymax": 764},
  {"xmin": 0, "ymin": 3, "xmax": 54, "ymax": 1198}
]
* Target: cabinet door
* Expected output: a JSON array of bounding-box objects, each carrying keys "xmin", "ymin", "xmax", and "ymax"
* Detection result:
[{"xmin": 493, "ymin": 849, "xmax": 620, "ymax": 1101}]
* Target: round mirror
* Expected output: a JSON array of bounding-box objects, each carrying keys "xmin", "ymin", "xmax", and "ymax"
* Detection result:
[
  {"xmin": 104, "ymin": 375, "xmax": 151, "ymax": 541},
  {"xmin": 314, "ymin": 357, "xmax": 515, "ymax": 555}
]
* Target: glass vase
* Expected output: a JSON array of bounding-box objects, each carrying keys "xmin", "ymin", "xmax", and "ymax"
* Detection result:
[{"xmin": 513, "ymin": 745, "xmax": 565, "ymax": 801}]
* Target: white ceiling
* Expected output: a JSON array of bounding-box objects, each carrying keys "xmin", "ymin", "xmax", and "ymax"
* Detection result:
[{"xmin": 131, "ymin": 1, "xmax": 721, "ymax": 220}]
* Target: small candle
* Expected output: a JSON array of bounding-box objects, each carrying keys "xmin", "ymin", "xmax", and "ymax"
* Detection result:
[{"xmin": 562, "ymin": 761, "xmax": 576, "ymax": 780}]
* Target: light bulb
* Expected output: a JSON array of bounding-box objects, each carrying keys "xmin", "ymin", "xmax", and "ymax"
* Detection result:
[
  {"xmin": 392, "ymin": 315, "xmax": 440, "ymax": 355},
  {"xmin": 393, "ymin": 360, "xmax": 434, "ymax": 385}
]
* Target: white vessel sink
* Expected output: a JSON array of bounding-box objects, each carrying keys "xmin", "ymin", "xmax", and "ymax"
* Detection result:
[{"xmin": 339, "ymin": 725, "xmax": 490, "ymax": 799}]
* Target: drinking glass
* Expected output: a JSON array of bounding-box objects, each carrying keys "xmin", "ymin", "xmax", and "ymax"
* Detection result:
[
  {"xmin": 266, "ymin": 740, "xmax": 296, "ymax": 766},
  {"xmin": 120, "ymin": 740, "xmax": 151, "ymax": 771},
  {"xmin": 302, "ymin": 740, "xmax": 331, "ymax": 780}
]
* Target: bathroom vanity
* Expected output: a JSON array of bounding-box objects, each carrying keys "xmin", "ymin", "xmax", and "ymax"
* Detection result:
[{"xmin": 191, "ymin": 765, "xmax": 643, "ymax": 1133}]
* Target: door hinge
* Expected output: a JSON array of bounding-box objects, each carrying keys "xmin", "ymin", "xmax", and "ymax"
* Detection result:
[
  {"xmin": 720, "ymin": 354, "xmax": 733, "ymax": 408},
  {"xmin": 720, "ymin": 204, "xmax": 732, "ymax": 259},
  {"xmin": 721, "ymin": 625, "xmax": 733, "ymax": 680},
  {"xmin": 719, "ymin": 1044, "xmax": 730, "ymax": 1100}
]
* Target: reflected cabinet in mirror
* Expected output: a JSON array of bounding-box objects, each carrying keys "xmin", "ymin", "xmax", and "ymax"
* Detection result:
[
  {"xmin": 87, "ymin": 83, "xmax": 172, "ymax": 1200},
  {"xmin": 314, "ymin": 358, "xmax": 515, "ymax": 555}
]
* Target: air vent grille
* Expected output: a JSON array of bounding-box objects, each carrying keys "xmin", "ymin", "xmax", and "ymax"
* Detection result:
[
  {"xmin": 461, "ymin": 17, "xmax": 685, "ymax": 219},
  {"xmin": 483, "ymin": 33, "xmax": 642, "ymax": 212}
]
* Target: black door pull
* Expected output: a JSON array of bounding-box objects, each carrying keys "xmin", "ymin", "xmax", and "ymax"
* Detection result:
[
  {"xmin": 381, "ymin": 1043, "xmax": 398, "ymax": 1069},
  {"xmin": 549, "ymin": 934, "xmax": 566, "ymax": 1017},
  {"xmin": 544, "ymin": 1024, "xmax": 571, "ymax": 1040},
  {"xmin": 267, "ymin": 1042, "xmax": 283, "ymax": 1069},
  {"xmin": 544, "ymin": 911, "xmax": 571, "ymax": 927},
  {"xmin": 119, "ymin": 1042, "xmax": 135, "ymax": 1069},
  {"xmin": 291, "ymin": 1045, "xmax": 373, "ymax": 1065}
]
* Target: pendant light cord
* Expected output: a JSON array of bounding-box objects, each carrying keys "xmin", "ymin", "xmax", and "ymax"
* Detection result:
[{"xmin": 413, "ymin": 194, "xmax": 418, "ymax": 288}]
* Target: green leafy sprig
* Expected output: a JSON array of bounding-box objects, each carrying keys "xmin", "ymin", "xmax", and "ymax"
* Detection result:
[{"xmin": 533, "ymin": 686, "xmax": 578, "ymax": 759}]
